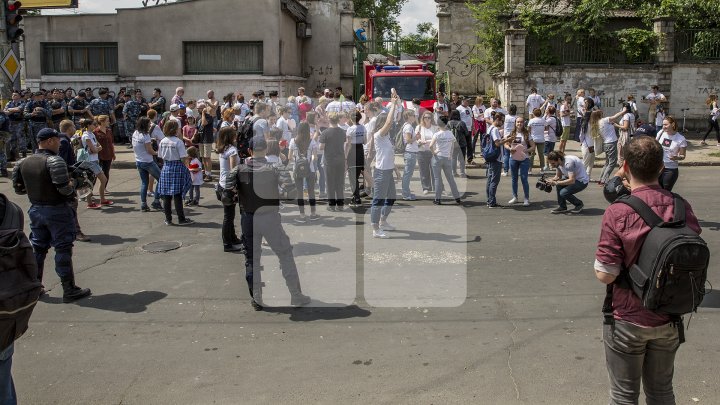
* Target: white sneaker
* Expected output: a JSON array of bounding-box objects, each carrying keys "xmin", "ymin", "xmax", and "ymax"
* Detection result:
[
  {"xmin": 501, "ymin": 171, "xmax": 508, "ymax": 177},
  {"xmin": 373, "ymin": 229, "xmax": 389, "ymax": 239},
  {"xmin": 380, "ymin": 221, "xmax": 396, "ymax": 231},
  {"xmin": 508, "ymin": 197, "xmax": 518, "ymax": 204},
  {"xmin": 542, "ymin": 166, "xmax": 549, "ymax": 172},
  {"xmin": 423, "ymin": 190, "xmax": 430, "ymax": 195},
  {"xmin": 523, "ymin": 199, "xmax": 530, "ymax": 206}
]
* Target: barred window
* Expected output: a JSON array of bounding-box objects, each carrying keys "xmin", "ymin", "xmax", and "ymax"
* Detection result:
[
  {"xmin": 184, "ymin": 42, "xmax": 263, "ymax": 74},
  {"xmin": 42, "ymin": 43, "xmax": 118, "ymax": 75}
]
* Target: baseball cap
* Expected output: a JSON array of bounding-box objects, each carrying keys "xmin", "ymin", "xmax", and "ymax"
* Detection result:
[
  {"xmin": 634, "ymin": 123, "xmax": 657, "ymax": 138},
  {"xmin": 37, "ymin": 128, "xmax": 60, "ymax": 142},
  {"xmin": 170, "ymin": 104, "xmax": 180, "ymax": 112},
  {"xmin": 178, "ymin": 103, "xmax": 186, "ymax": 110},
  {"xmin": 249, "ymin": 135, "xmax": 267, "ymax": 151}
]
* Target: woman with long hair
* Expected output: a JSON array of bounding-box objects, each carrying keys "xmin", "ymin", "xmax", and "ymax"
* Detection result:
[
  {"xmin": 429, "ymin": 116, "xmax": 462, "ymax": 205},
  {"xmin": 614, "ymin": 102, "xmax": 635, "ymax": 167},
  {"xmin": 93, "ymin": 114, "xmax": 115, "ymax": 191},
  {"xmin": 701, "ymin": 94, "xmax": 719, "ymax": 146},
  {"xmin": 416, "ymin": 111, "xmax": 437, "ymax": 194},
  {"xmin": 319, "ymin": 112, "xmax": 347, "ymax": 210},
  {"xmin": 504, "ymin": 116, "xmax": 534, "ymax": 206},
  {"xmin": 596, "ymin": 109, "xmax": 626, "ymax": 185},
  {"xmin": 289, "ymin": 121, "xmax": 320, "ymax": 221},
  {"xmin": 369, "ymin": 90, "xmax": 400, "ymax": 239},
  {"xmin": 79, "ymin": 119, "xmax": 111, "ymax": 209},
  {"xmin": 157, "ymin": 120, "xmax": 193, "ymax": 226},
  {"xmin": 131, "ymin": 117, "xmax": 163, "ymax": 211},
  {"xmin": 215, "ymin": 127, "xmax": 242, "ymax": 251},
  {"xmin": 656, "ymin": 115, "xmax": 687, "ymax": 191}
]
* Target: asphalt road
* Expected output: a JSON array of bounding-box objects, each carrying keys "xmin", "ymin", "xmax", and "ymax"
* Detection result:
[{"xmin": 1, "ymin": 157, "xmax": 718, "ymax": 405}]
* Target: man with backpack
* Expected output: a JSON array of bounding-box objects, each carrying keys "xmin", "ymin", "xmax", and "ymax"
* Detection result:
[
  {"xmin": 483, "ymin": 112, "xmax": 512, "ymax": 208},
  {"xmin": 594, "ymin": 136, "xmax": 705, "ymax": 404}
]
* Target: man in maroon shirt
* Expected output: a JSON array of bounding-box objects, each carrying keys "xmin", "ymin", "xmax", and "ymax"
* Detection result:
[{"xmin": 595, "ymin": 136, "xmax": 701, "ymax": 404}]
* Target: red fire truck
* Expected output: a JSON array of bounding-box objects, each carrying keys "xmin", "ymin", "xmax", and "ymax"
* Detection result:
[{"xmin": 359, "ymin": 54, "xmax": 437, "ymax": 110}]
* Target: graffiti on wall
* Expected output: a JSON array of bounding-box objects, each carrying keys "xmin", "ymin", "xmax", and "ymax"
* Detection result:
[
  {"xmin": 446, "ymin": 43, "xmax": 480, "ymax": 78},
  {"xmin": 698, "ymin": 87, "xmax": 720, "ymax": 95},
  {"xmin": 307, "ymin": 64, "xmax": 335, "ymax": 92}
]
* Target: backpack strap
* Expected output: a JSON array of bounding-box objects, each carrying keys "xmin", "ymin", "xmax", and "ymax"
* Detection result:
[
  {"xmin": 669, "ymin": 193, "xmax": 686, "ymax": 226},
  {"xmin": 614, "ymin": 195, "xmax": 664, "ymax": 228}
]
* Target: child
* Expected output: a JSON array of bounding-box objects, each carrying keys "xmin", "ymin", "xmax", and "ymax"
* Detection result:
[
  {"xmin": 655, "ymin": 105, "xmax": 666, "ymax": 132},
  {"xmin": 186, "ymin": 146, "xmax": 203, "ymax": 206},
  {"xmin": 182, "ymin": 116, "xmax": 198, "ymax": 147}
]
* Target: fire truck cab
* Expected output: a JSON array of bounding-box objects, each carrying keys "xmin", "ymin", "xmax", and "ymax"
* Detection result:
[{"xmin": 360, "ymin": 54, "xmax": 437, "ymax": 110}]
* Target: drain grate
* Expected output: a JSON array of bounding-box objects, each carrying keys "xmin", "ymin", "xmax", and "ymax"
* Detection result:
[{"xmin": 141, "ymin": 240, "xmax": 182, "ymax": 253}]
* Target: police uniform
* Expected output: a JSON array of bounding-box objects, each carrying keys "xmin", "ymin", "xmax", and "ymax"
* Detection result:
[
  {"xmin": 3, "ymin": 98, "xmax": 26, "ymax": 158},
  {"xmin": 67, "ymin": 96, "xmax": 89, "ymax": 126},
  {"xmin": 224, "ymin": 136, "xmax": 310, "ymax": 310},
  {"xmin": 150, "ymin": 95, "xmax": 167, "ymax": 115},
  {"xmin": 49, "ymin": 98, "xmax": 68, "ymax": 130},
  {"xmin": 23, "ymin": 96, "xmax": 50, "ymax": 153},
  {"xmin": 123, "ymin": 98, "xmax": 143, "ymax": 141},
  {"xmin": 89, "ymin": 96, "xmax": 112, "ymax": 118},
  {"xmin": 12, "ymin": 129, "xmax": 91, "ymax": 303},
  {"xmin": 0, "ymin": 111, "xmax": 9, "ymax": 176}
]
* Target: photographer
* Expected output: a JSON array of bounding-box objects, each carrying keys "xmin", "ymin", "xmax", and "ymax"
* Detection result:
[{"xmin": 546, "ymin": 150, "xmax": 589, "ymax": 214}]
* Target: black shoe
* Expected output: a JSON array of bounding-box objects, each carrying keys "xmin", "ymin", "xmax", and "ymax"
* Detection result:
[
  {"xmin": 141, "ymin": 206, "xmax": 151, "ymax": 212},
  {"xmin": 551, "ymin": 207, "xmax": 569, "ymax": 214},
  {"xmin": 433, "ymin": 200, "xmax": 441, "ymax": 205},
  {"xmin": 60, "ymin": 276, "xmax": 91, "ymax": 303},
  {"xmin": 570, "ymin": 203, "xmax": 584, "ymax": 214},
  {"xmin": 290, "ymin": 293, "xmax": 311, "ymax": 307},
  {"xmin": 487, "ymin": 203, "xmax": 504, "ymax": 208},
  {"xmin": 224, "ymin": 243, "xmax": 244, "ymax": 252},
  {"xmin": 309, "ymin": 214, "xmax": 321, "ymax": 221},
  {"xmin": 164, "ymin": 220, "xmax": 173, "ymax": 226},
  {"xmin": 455, "ymin": 198, "xmax": 463, "ymax": 204},
  {"xmin": 251, "ymin": 299, "xmax": 264, "ymax": 311},
  {"xmin": 177, "ymin": 218, "xmax": 194, "ymax": 226},
  {"xmin": 151, "ymin": 202, "xmax": 163, "ymax": 210}
]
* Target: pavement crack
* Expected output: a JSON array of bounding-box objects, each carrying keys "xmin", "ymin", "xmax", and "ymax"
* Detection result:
[{"xmin": 497, "ymin": 298, "xmax": 521, "ymax": 401}]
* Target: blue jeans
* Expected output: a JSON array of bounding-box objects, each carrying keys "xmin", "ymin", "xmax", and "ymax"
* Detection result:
[
  {"xmin": 28, "ymin": 204, "xmax": 76, "ymax": 281},
  {"xmin": 136, "ymin": 161, "xmax": 161, "ymax": 207},
  {"xmin": 432, "ymin": 155, "xmax": 460, "ymax": 200},
  {"xmin": 371, "ymin": 168, "xmax": 396, "ymax": 224},
  {"xmin": 0, "ymin": 344, "xmax": 15, "ymax": 405},
  {"xmin": 556, "ymin": 180, "xmax": 587, "ymax": 209},
  {"xmin": 543, "ymin": 141, "xmax": 555, "ymax": 156},
  {"xmin": 451, "ymin": 146, "xmax": 466, "ymax": 175},
  {"xmin": 502, "ymin": 147, "xmax": 511, "ymax": 172},
  {"xmin": 485, "ymin": 161, "xmax": 502, "ymax": 205},
  {"xmin": 509, "ymin": 158, "xmax": 530, "ymax": 199},
  {"xmin": 317, "ymin": 155, "xmax": 326, "ymax": 194},
  {"xmin": 402, "ymin": 152, "xmax": 418, "ymax": 198}
]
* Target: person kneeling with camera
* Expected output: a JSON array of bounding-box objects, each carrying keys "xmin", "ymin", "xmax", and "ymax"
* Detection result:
[{"xmin": 545, "ymin": 151, "xmax": 589, "ymax": 214}]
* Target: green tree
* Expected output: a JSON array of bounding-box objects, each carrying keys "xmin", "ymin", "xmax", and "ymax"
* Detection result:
[
  {"xmin": 354, "ymin": 0, "xmax": 409, "ymax": 39},
  {"xmin": 399, "ymin": 22, "xmax": 438, "ymax": 55}
]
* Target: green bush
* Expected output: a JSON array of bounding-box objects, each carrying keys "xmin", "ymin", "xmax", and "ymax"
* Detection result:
[{"xmin": 615, "ymin": 28, "xmax": 659, "ymax": 63}]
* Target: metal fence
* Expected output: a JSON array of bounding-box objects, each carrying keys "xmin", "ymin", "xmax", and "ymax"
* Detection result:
[
  {"xmin": 526, "ymin": 34, "xmax": 654, "ymax": 65},
  {"xmin": 675, "ymin": 29, "xmax": 720, "ymax": 62}
]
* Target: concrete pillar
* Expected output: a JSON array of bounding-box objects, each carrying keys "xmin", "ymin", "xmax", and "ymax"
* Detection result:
[
  {"xmin": 339, "ymin": 0, "xmax": 355, "ymax": 94},
  {"xmin": 653, "ymin": 17, "xmax": 675, "ymax": 64},
  {"xmin": 497, "ymin": 20, "xmax": 528, "ymax": 115},
  {"xmin": 435, "ymin": 0, "xmax": 451, "ymax": 92}
]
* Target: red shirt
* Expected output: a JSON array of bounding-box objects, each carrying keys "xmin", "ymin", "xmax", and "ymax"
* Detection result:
[
  {"xmin": 595, "ymin": 185, "xmax": 701, "ymax": 327},
  {"xmin": 93, "ymin": 127, "xmax": 115, "ymax": 161}
]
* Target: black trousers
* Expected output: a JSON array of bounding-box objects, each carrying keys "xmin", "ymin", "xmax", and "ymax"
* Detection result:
[
  {"xmin": 294, "ymin": 172, "xmax": 317, "ymax": 214},
  {"xmin": 325, "ymin": 160, "xmax": 345, "ymax": 207},
  {"xmin": 658, "ymin": 168, "xmax": 679, "ymax": 192},
  {"xmin": 162, "ymin": 194, "xmax": 185, "ymax": 222},
  {"xmin": 703, "ymin": 118, "xmax": 720, "ymax": 142},
  {"xmin": 222, "ymin": 203, "xmax": 238, "ymax": 245},
  {"xmin": 100, "ymin": 160, "xmax": 111, "ymax": 183}
]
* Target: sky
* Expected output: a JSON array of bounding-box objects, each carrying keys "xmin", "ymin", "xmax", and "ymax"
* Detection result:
[{"xmin": 42, "ymin": 0, "xmax": 435, "ymax": 35}]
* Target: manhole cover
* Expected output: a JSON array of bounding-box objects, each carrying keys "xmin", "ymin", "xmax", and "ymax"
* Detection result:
[{"xmin": 141, "ymin": 241, "xmax": 182, "ymax": 253}]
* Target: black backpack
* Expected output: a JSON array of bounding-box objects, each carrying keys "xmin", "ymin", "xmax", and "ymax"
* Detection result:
[
  {"xmin": 236, "ymin": 116, "xmax": 257, "ymax": 159},
  {"xmin": 0, "ymin": 193, "xmax": 42, "ymax": 352},
  {"xmin": 608, "ymin": 194, "xmax": 709, "ymax": 317},
  {"xmin": 293, "ymin": 147, "xmax": 311, "ymax": 179},
  {"xmin": 553, "ymin": 116, "xmax": 563, "ymax": 138}
]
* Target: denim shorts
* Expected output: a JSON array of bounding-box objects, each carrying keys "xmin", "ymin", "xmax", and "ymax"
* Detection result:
[{"xmin": 84, "ymin": 160, "xmax": 103, "ymax": 175}]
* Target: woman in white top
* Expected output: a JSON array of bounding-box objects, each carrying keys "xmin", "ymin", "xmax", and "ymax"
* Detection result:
[
  {"xmin": 429, "ymin": 116, "xmax": 462, "ymax": 205},
  {"xmin": 416, "ymin": 111, "xmax": 437, "ymax": 194},
  {"xmin": 593, "ymin": 109, "xmax": 625, "ymax": 185},
  {"xmin": 400, "ymin": 110, "xmax": 419, "ymax": 200},
  {"xmin": 501, "ymin": 104, "xmax": 518, "ymax": 176},
  {"xmin": 290, "ymin": 122, "xmax": 320, "ymax": 221},
  {"xmin": 215, "ymin": 127, "xmax": 242, "ymax": 251},
  {"xmin": 157, "ymin": 120, "xmax": 193, "ymax": 226},
  {"xmin": 656, "ymin": 116, "xmax": 687, "ymax": 192},
  {"xmin": 579, "ymin": 110, "xmax": 603, "ymax": 181},
  {"xmin": 701, "ymin": 94, "xmax": 719, "ymax": 146},
  {"xmin": 527, "ymin": 108, "xmax": 546, "ymax": 173},
  {"xmin": 614, "ymin": 103, "xmax": 635, "ymax": 167},
  {"xmin": 471, "ymin": 96, "xmax": 486, "ymax": 163},
  {"xmin": 79, "ymin": 119, "xmax": 111, "ymax": 209},
  {"xmin": 132, "ymin": 117, "xmax": 163, "ymax": 212},
  {"xmin": 504, "ymin": 117, "xmax": 534, "ymax": 206},
  {"xmin": 369, "ymin": 90, "xmax": 400, "ymax": 239}
]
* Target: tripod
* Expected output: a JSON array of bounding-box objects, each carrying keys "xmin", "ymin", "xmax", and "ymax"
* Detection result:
[{"xmin": 680, "ymin": 108, "xmax": 689, "ymax": 133}]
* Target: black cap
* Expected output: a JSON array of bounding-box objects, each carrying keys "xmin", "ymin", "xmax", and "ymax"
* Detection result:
[
  {"xmin": 603, "ymin": 176, "xmax": 631, "ymax": 204},
  {"xmin": 249, "ymin": 135, "xmax": 267, "ymax": 151},
  {"xmin": 36, "ymin": 128, "xmax": 60, "ymax": 142},
  {"xmin": 634, "ymin": 124, "xmax": 657, "ymax": 138}
]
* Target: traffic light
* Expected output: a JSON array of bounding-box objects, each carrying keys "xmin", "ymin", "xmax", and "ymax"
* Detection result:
[{"xmin": 4, "ymin": 1, "xmax": 23, "ymax": 42}]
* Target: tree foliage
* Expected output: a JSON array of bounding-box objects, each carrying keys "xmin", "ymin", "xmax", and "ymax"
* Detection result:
[
  {"xmin": 398, "ymin": 23, "xmax": 438, "ymax": 55},
  {"xmin": 354, "ymin": 0, "xmax": 409, "ymax": 39}
]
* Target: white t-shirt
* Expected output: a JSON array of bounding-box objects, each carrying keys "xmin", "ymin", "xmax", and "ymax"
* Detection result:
[
  {"xmin": 276, "ymin": 116, "xmax": 292, "ymax": 142},
  {"xmin": 432, "ymin": 129, "xmax": 455, "ymax": 158},
  {"xmin": 576, "ymin": 96, "xmax": 586, "ymax": 115},
  {"xmin": 416, "ymin": 124, "xmax": 436, "ymax": 152},
  {"xmin": 559, "ymin": 103, "xmax": 571, "ymax": 127},
  {"xmin": 509, "ymin": 134, "xmax": 529, "ymax": 161},
  {"xmin": 346, "ymin": 124, "xmax": 366, "ymax": 145},
  {"xmin": 158, "ymin": 136, "xmax": 187, "ymax": 161},
  {"xmin": 544, "ymin": 116, "xmax": 558, "ymax": 143},
  {"xmin": 655, "ymin": 111, "xmax": 666, "ymax": 127},
  {"xmin": 526, "ymin": 94, "xmax": 545, "ymax": 112},
  {"xmin": 149, "ymin": 123, "xmax": 165, "ymax": 142},
  {"xmin": 646, "ymin": 92, "xmax": 666, "ymax": 103},
  {"xmin": 81, "ymin": 131, "xmax": 100, "ymax": 162},
  {"xmin": 656, "ymin": 130, "xmax": 687, "ymax": 170},
  {"xmin": 456, "ymin": 105, "xmax": 473, "ymax": 130},
  {"xmin": 189, "ymin": 158, "xmax": 204, "ymax": 186},
  {"xmin": 560, "ymin": 155, "xmax": 589, "ymax": 184},
  {"xmin": 233, "ymin": 102, "xmax": 251, "ymax": 121},
  {"xmin": 289, "ymin": 139, "xmax": 318, "ymax": 173},
  {"xmin": 218, "ymin": 145, "xmax": 238, "ymax": 188},
  {"xmin": 599, "ymin": 118, "xmax": 617, "ymax": 143},
  {"xmin": 341, "ymin": 101, "xmax": 356, "ymax": 112},
  {"xmin": 403, "ymin": 122, "xmax": 419, "ymax": 153},
  {"xmin": 484, "ymin": 107, "xmax": 507, "ymax": 134},
  {"xmin": 472, "ymin": 104, "xmax": 486, "ymax": 121},
  {"xmin": 433, "ymin": 101, "xmax": 448, "ymax": 123},
  {"xmin": 325, "ymin": 101, "xmax": 342, "ymax": 113},
  {"xmin": 363, "ymin": 117, "xmax": 377, "ymax": 145},
  {"xmin": 503, "ymin": 115, "xmax": 517, "ymax": 137},
  {"xmin": 489, "ymin": 125, "xmax": 502, "ymax": 143},
  {"xmin": 620, "ymin": 113, "xmax": 635, "ymax": 134},
  {"xmin": 528, "ymin": 117, "xmax": 546, "ymax": 143},
  {"xmin": 253, "ymin": 118, "xmax": 269, "ymax": 138},
  {"xmin": 374, "ymin": 132, "xmax": 395, "ymax": 170},
  {"xmin": 131, "ymin": 131, "xmax": 154, "ymax": 163}
]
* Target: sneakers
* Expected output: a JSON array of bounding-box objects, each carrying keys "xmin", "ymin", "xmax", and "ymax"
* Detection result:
[
  {"xmin": 164, "ymin": 220, "xmax": 173, "ymax": 226},
  {"xmin": 327, "ymin": 206, "xmax": 336, "ymax": 212},
  {"xmin": 76, "ymin": 232, "xmax": 91, "ymax": 242},
  {"xmin": 570, "ymin": 203, "xmax": 584, "ymax": 214},
  {"xmin": 523, "ymin": 199, "xmax": 530, "ymax": 207},
  {"xmin": 151, "ymin": 202, "xmax": 163, "ymax": 210},
  {"xmin": 551, "ymin": 207, "xmax": 569, "ymax": 214},
  {"xmin": 373, "ymin": 229, "xmax": 390, "ymax": 239},
  {"xmin": 308, "ymin": 214, "xmax": 321, "ymax": 221},
  {"xmin": 147, "ymin": 191, "xmax": 154, "ymax": 197},
  {"xmin": 423, "ymin": 190, "xmax": 430, "ymax": 195},
  {"xmin": 501, "ymin": 171, "xmax": 508, "ymax": 177},
  {"xmin": 402, "ymin": 194, "xmax": 417, "ymax": 201},
  {"xmin": 87, "ymin": 202, "xmax": 101, "ymax": 209},
  {"xmin": 224, "ymin": 243, "xmax": 245, "ymax": 252},
  {"xmin": 290, "ymin": 293, "xmax": 312, "ymax": 307},
  {"xmin": 140, "ymin": 205, "xmax": 151, "ymax": 212},
  {"xmin": 100, "ymin": 200, "xmax": 114, "ymax": 206},
  {"xmin": 508, "ymin": 196, "xmax": 518, "ymax": 204},
  {"xmin": 487, "ymin": 203, "xmax": 503, "ymax": 208},
  {"xmin": 460, "ymin": 174, "xmax": 467, "ymax": 178},
  {"xmin": 177, "ymin": 218, "xmax": 194, "ymax": 226},
  {"xmin": 700, "ymin": 140, "xmax": 708, "ymax": 146},
  {"xmin": 184, "ymin": 200, "xmax": 193, "ymax": 207},
  {"xmin": 433, "ymin": 200, "xmax": 441, "ymax": 205},
  {"xmin": 379, "ymin": 221, "xmax": 396, "ymax": 231},
  {"xmin": 294, "ymin": 215, "xmax": 307, "ymax": 223},
  {"xmin": 455, "ymin": 198, "xmax": 463, "ymax": 204}
]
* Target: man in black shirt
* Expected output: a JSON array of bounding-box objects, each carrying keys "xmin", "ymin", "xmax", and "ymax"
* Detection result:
[{"xmin": 319, "ymin": 112, "xmax": 347, "ymax": 210}]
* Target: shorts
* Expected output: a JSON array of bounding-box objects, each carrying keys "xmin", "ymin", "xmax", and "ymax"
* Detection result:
[
  {"xmin": 560, "ymin": 126, "xmax": 570, "ymax": 141},
  {"xmin": 200, "ymin": 143, "xmax": 214, "ymax": 158},
  {"xmin": 84, "ymin": 160, "xmax": 103, "ymax": 175}
]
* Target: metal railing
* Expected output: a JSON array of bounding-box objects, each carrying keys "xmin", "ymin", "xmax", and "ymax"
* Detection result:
[
  {"xmin": 675, "ymin": 29, "xmax": 720, "ymax": 62},
  {"xmin": 526, "ymin": 34, "xmax": 654, "ymax": 65}
]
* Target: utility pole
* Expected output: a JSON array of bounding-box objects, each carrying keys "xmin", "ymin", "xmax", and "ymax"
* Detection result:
[{"xmin": 0, "ymin": 0, "xmax": 23, "ymax": 103}]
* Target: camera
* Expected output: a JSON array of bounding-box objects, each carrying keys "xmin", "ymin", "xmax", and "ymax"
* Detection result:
[{"xmin": 536, "ymin": 175, "xmax": 553, "ymax": 193}]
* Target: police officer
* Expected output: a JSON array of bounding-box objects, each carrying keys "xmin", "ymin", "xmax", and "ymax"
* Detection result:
[
  {"xmin": 67, "ymin": 90, "xmax": 91, "ymax": 127},
  {"xmin": 123, "ymin": 90, "xmax": 144, "ymax": 144},
  {"xmin": 223, "ymin": 135, "xmax": 311, "ymax": 311},
  {"xmin": 89, "ymin": 88, "xmax": 113, "ymax": 123},
  {"xmin": 12, "ymin": 128, "xmax": 92, "ymax": 303},
  {"xmin": 23, "ymin": 91, "xmax": 51, "ymax": 153},
  {"xmin": 49, "ymin": 88, "xmax": 68, "ymax": 130},
  {"xmin": 149, "ymin": 88, "xmax": 167, "ymax": 116},
  {"xmin": 0, "ymin": 110, "xmax": 9, "ymax": 177},
  {"xmin": 3, "ymin": 91, "xmax": 26, "ymax": 160}
]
